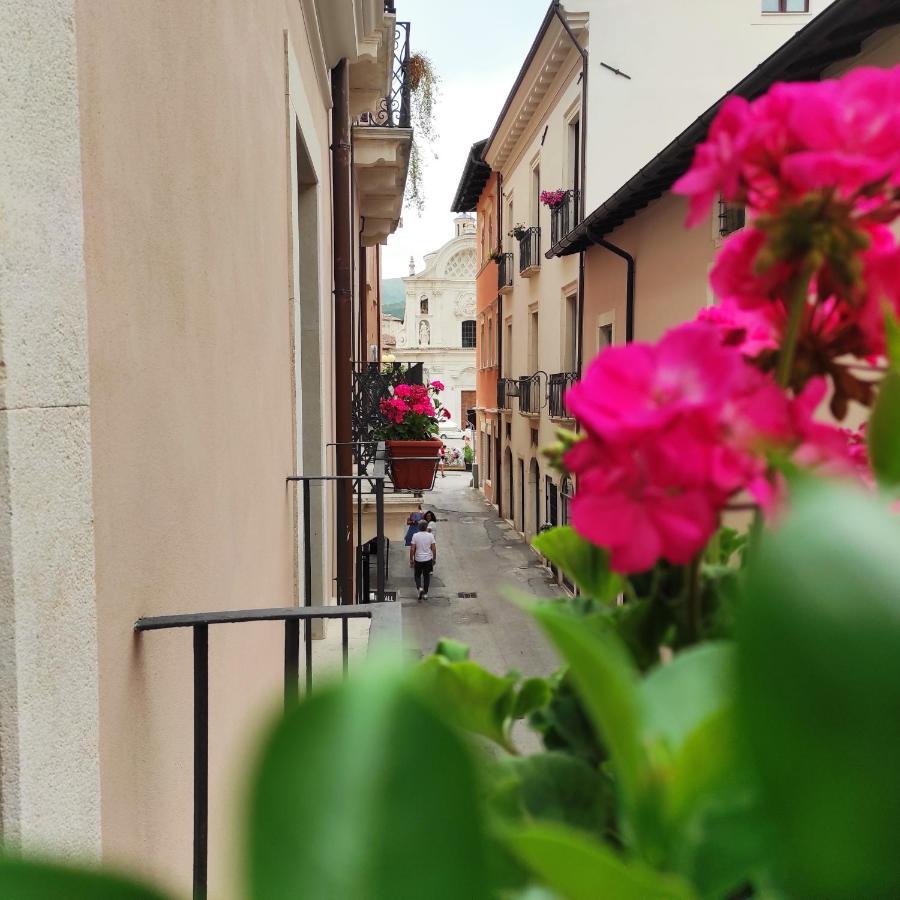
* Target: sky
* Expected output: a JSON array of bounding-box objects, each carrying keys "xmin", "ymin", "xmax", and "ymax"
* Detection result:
[{"xmin": 381, "ymin": 0, "xmax": 550, "ymax": 279}]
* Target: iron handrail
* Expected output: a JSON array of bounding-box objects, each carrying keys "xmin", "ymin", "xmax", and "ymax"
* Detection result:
[
  {"xmin": 548, "ymin": 371, "xmax": 578, "ymax": 418},
  {"xmin": 550, "ymin": 189, "xmax": 580, "ymax": 247},
  {"xmin": 497, "ymin": 252, "xmax": 513, "ymax": 291},
  {"xmin": 518, "ymin": 372, "xmax": 547, "ymax": 415},
  {"xmin": 134, "ymin": 601, "xmax": 398, "ymax": 899},
  {"xmin": 354, "ymin": 21, "xmax": 411, "ymax": 128}
]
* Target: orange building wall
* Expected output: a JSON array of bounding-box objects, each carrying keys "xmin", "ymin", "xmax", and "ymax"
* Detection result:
[{"xmin": 475, "ymin": 172, "xmax": 500, "ymax": 502}]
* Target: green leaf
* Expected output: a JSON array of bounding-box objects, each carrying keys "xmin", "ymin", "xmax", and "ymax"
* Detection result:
[
  {"xmin": 529, "ymin": 604, "xmax": 644, "ymax": 813},
  {"xmin": 531, "ymin": 527, "xmax": 623, "ymax": 602},
  {"xmin": 739, "ymin": 482, "xmax": 900, "ymax": 898},
  {"xmin": 415, "ymin": 655, "xmax": 518, "ymax": 751},
  {"xmin": 504, "ymin": 823, "xmax": 696, "ymax": 900},
  {"xmin": 248, "ymin": 667, "xmax": 490, "ymax": 900},
  {"xmin": 435, "ymin": 637, "xmax": 470, "ymax": 661},
  {"xmin": 0, "ymin": 858, "xmax": 170, "ymax": 900},
  {"xmin": 883, "ymin": 306, "xmax": 900, "ymax": 371},
  {"xmin": 640, "ymin": 643, "xmax": 734, "ymax": 752},
  {"xmin": 868, "ymin": 369, "xmax": 900, "ymax": 486},
  {"xmin": 513, "ymin": 678, "xmax": 552, "ymax": 719},
  {"xmin": 491, "ymin": 752, "xmax": 612, "ymax": 833}
]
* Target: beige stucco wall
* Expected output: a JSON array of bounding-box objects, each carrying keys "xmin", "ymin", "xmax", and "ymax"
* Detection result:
[
  {"xmin": 583, "ymin": 191, "xmax": 717, "ymax": 354},
  {"xmin": 74, "ymin": 1, "xmax": 333, "ymax": 894}
]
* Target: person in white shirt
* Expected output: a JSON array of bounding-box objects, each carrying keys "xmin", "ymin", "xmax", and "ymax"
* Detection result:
[{"xmin": 409, "ymin": 519, "xmax": 437, "ymax": 601}]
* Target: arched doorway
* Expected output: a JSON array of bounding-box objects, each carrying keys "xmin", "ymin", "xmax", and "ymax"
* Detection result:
[
  {"xmin": 504, "ymin": 447, "xmax": 513, "ymax": 522},
  {"xmin": 518, "ymin": 458, "xmax": 525, "ymax": 533},
  {"xmin": 529, "ymin": 458, "xmax": 541, "ymax": 537}
]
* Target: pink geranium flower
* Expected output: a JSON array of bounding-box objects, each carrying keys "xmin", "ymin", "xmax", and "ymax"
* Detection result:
[{"xmin": 430, "ymin": 380, "xmax": 445, "ymax": 391}]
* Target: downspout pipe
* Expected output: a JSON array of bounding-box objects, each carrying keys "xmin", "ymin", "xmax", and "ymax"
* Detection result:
[
  {"xmin": 552, "ymin": 2, "xmax": 589, "ymax": 373},
  {"xmin": 331, "ymin": 59, "xmax": 354, "ymax": 604},
  {"xmin": 596, "ymin": 238, "xmax": 635, "ymax": 343}
]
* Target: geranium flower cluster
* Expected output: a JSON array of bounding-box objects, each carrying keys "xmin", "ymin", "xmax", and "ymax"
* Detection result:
[
  {"xmin": 539, "ymin": 189, "xmax": 567, "ymax": 209},
  {"xmin": 559, "ymin": 70, "xmax": 896, "ymax": 573},
  {"xmin": 564, "ymin": 323, "xmax": 856, "ymax": 573},
  {"xmin": 378, "ymin": 381, "xmax": 448, "ymax": 440},
  {"xmin": 674, "ymin": 67, "xmax": 900, "ymax": 414}
]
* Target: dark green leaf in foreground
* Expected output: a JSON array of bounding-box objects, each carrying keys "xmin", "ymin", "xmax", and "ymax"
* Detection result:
[
  {"xmin": 532, "ymin": 527, "xmax": 623, "ymax": 603},
  {"xmin": 739, "ymin": 482, "xmax": 900, "ymax": 898},
  {"xmin": 0, "ymin": 857, "xmax": 170, "ymax": 900},
  {"xmin": 248, "ymin": 668, "xmax": 490, "ymax": 900}
]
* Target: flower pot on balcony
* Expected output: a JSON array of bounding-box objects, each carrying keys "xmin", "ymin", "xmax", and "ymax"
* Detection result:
[{"xmin": 386, "ymin": 439, "xmax": 442, "ymax": 491}]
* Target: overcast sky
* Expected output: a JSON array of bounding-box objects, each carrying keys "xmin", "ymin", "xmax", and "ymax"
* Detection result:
[{"xmin": 381, "ymin": 0, "xmax": 550, "ymax": 278}]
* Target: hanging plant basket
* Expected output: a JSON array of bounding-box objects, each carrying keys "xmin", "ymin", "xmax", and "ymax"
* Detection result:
[{"xmin": 386, "ymin": 440, "xmax": 442, "ymax": 491}]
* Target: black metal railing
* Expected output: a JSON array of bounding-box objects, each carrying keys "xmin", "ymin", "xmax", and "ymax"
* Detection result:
[
  {"xmin": 351, "ymin": 362, "xmax": 423, "ymax": 470},
  {"xmin": 135, "ymin": 598, "xmax": 399, "ymax": 900},
  {"xmin": 549, "ymin": 372, "xmax": 578, "ymax": 418},
  {"xmin": 384, "ymin": 0, "xmax": 396, "ymax": 12},
  {"xmin": 550, "ymin": 190, "xmax": 580, "ymax": 246},
  {"xmin": 355, "ymin": 21, "xmax": 411, "ymax": 128},
  {"xmin": 518, "ymin": 227, "xmax": 541, "ymax": 274},
  {"xmin": 497, "ymin": 378, "xmax": 513, "ymax": 410},
  {"xmin": 498, "ymin": 252, "xmax": 513, "ymax": 292},
  {"xmin": 518, "ymin": 374, "xmax": 543, "ymax": 415}
]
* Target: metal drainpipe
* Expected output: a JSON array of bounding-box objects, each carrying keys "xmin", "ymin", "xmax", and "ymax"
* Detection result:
[
  {"xmin": 552, "ymin": 1, "xmax": 589, "ymax": 374},
  {"xmin": 597, "ymin": 238, "xmax": 635, "ymax": 343},
  {"xmin": 331, "ymin": 59, "xmax": 354, "ymax": 604}
]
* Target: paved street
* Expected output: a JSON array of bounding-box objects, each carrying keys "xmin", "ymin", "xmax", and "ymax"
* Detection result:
[{"xmin": 391, "ymin": 472, "xmax": 561, "ymax": 680}]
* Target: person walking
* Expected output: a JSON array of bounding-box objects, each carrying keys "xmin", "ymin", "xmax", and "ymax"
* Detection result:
[
  {"xmin": 423, "ymin": 510, "xmax": 437, "ymax": 535},
  {"xmin": 404, "ymin": 502, "xmax": 424, "ymax": 546},
  {"xmin": 409, "ymin": 519, "xmax": 436, "ymax": 601},
  {"xmin": 439, "ymin": 444, "xmax": 447, "ymax": 478}
]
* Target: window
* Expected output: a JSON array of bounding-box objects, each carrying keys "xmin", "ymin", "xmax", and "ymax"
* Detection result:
[
  {"xmin": 461, "ymin": 319, "xmax": 476, "ymax": 348},
  {"xmin": 480, "ymin": 321, "xmax": 486, "ymax": 366},
  {"xmin": 487, "ymin": 319, "xmax": 494, "ymax": 367},
  {"xmin": 420, "ymin": 296, "xmax": 429, "ymax": 314},
  {"xmin": 563, "ymin": 293, "xmax": 577, "ymax": 371},
  {"xmin": 718, "ymin": 198, "xmax": 746, "ymax": 237},
  {"xmin": 531, "ymin": 165, "xmax": 541, "ymax": 226},
  {"xmin": 528, "ymin": 310, "xmax": 539, "ymax": 372},
  {"xmin": 762, "ymin": 0, "xmax": 808, "ymax": 11},
  {"xmin": 568, "ymin": 116, "xmax": 581, "ymax": 193},
  {"xmin": 599, "ymin": 322, "xmax": 613, "ymax": 353},
  {"xmin": 505, "ymin": 320, "xmax": 513, "ymax": 377}
]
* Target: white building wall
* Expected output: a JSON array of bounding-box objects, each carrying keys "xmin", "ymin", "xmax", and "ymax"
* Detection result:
[
  {"xmin": 395, "ymin": 218, "xmax": 478, "ymax": 426},
  {"xmin": 580, "ymin": 0, "xmax": 837, "ymax": 211}
]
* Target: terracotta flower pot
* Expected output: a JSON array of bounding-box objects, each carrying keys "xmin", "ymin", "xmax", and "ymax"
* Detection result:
[{"xmin": 386, "ymin": 439, "xmax": 442, "ymax": 491}]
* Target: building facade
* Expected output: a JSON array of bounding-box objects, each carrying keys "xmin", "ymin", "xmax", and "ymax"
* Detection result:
[
  {"xmin": 0, "ymin": 1, "xmax": 411, "ymax": 895},
  {"xmin": 393, "ymin": 217, "xmax": 478, "ymax": 427},
  {"xmin": 454, "ymin": 0, "xmax": 844, "ymax": 566}
]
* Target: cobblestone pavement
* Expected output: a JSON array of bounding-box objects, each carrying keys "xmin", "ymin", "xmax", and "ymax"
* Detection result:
[{"xmin": 392, "ymin": 472, "xmax": 562, "ymax": 682}]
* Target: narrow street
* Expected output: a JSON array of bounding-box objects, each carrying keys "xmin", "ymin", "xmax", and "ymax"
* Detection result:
[{"xmin": 391, "ymin": 472, "xmax": 561, "ymax": 678}]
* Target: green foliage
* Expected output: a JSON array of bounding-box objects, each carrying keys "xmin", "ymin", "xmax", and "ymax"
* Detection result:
[
  {"xmin": 247, "ymin": 665, "xmax": 490, "ymax": 900},
  {"xmin": 868, "ymin": 368, "xmax": 900, "ymax": 486},
  {"xmin": 532, "ymin": 527, "xmax": 622, "ymax": 603},
  {"xmin": 739, "ymin": 481, "xmax": 900, "ymax": 898},
  {"xmin": 0, "ymin": 858, "xmax": 171, "ymax": 900}
]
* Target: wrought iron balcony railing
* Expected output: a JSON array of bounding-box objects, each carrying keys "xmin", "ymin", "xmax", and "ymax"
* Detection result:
[
  {"xmin": 518, "ymin": 374, "xmax": 543, "ymax": 415},
  {"xmin": 550, "ymin": 190, "xmax": 581, "ymax": 246},
  {"xmin": 497, "ymin": 378, "xmax": 514, "ymax": 410},
  {"xmin": 352, "ymin": 361, "xmax": 423, "ymax": 469},
  {"xmin": 355, "ymin": 20, "xmax": 411, "ymax": 128},
  {"xmin": 498, "ymin": 252, "xmax": 514, "ymax": 293},
  {"xmin": 518, "ymin": 227, "xmax": 541, "ymax": 276},
  {"xmin": 549, "ymin": 371, "xmax": 578, "ymax": 419}
]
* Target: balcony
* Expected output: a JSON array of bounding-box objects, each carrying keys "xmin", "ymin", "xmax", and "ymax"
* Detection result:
[
  {"xmin": 352, "ymin": 19, "xmax": 413, "ymax": 246},
  {"xmin": 518, "ymin": 374, "xmax": 543, "ymax": 416},
  {"xmin": 518, "ymin": 227, "xmax": 541, "ymax": 277},
  {"xmin": 548, "ymin": 372, "xmax": 578, "ymax": 419},
  {"xmin": 550, "ymin": 190, "xmax": 580, "ymax": 247},
  {"xmin": 497, "ymin": 378, "xmax": 514, "ymax": 410},
  {"xmin": 498, "ymin": 252, "xmax": 513, "ymax": 294}
]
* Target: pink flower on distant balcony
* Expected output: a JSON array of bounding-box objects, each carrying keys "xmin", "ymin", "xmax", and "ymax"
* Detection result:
[{"xmin": 539, "ymin": 189, "xmax": 567, "ymax": 209}]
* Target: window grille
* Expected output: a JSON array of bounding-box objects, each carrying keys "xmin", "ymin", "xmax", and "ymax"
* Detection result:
[
  {"xmin": 718, "ymin": 198, "xmax": 746, "ymax": 237},
  {"xmin": 461, "ymin": 319, "xmax": 476, "ymax": 348}
]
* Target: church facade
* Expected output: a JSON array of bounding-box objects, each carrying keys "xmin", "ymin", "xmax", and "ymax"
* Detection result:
[{"xmin": 394, "ymin": 216, "xmax": 478, "ymax": 427}]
